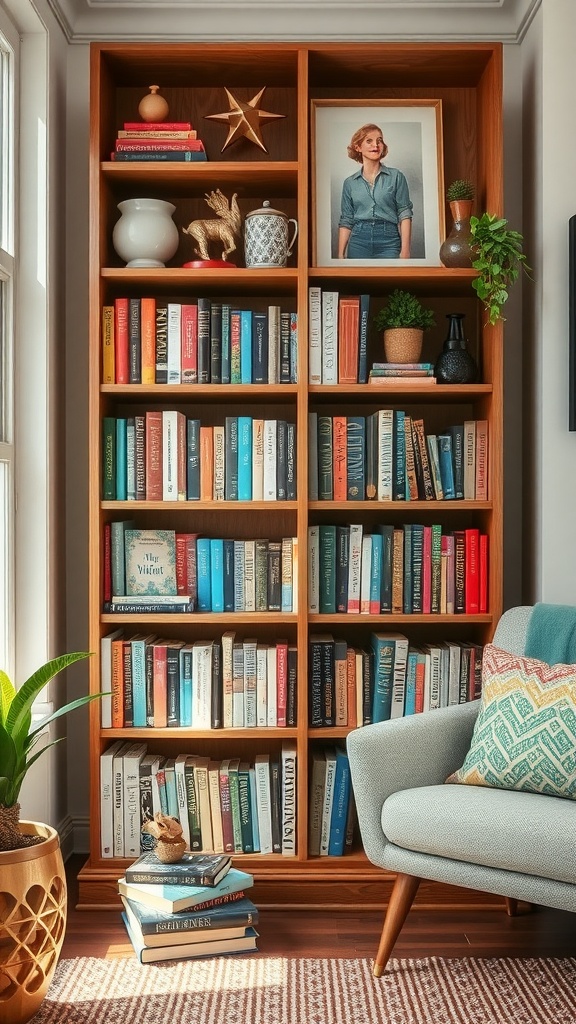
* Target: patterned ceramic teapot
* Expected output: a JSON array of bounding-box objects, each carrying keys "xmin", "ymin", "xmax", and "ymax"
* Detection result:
[{"xmin": 244, "ymin": 200, "xmax": 298, "ymax": 268}]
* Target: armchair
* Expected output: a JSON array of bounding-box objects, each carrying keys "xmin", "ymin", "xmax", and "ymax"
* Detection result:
[{"xmin": 347, "ymin": 606, "xmax": 576, "ymax": 976}]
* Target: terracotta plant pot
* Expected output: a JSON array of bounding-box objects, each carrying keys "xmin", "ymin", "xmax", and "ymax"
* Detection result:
[
  {"xmin": 383, "ymin": 327, "xmax": 424, "ymax": 364},
  {"xmin": 0, "ymin": 822, "xmax": 66, "ymax": 1024}
]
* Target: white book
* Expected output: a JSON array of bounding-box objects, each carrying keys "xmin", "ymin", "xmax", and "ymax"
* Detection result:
[
  {"xmin": 307, "ymin": 525, "xmax": 320, "ymax": 613},
  {"xmin": 252, "ymin": 418, "xmax": 265, "ymax": 500},
  {"xmin": 174, "ymin": 754, "xmax": 191, "ymax": 849},
  {"xmin": 138, "ymin": 753, "xmax": 161, "ymax": 852},
  {"xmin": 162, "ymin": 410, "xmax": 185, "ymax": 501},
  {"xmin": 243, "ymin": 638, "xmax": 258, "ymax": 727},
  {"xmin": 192, "ymin": 641, "xmax": 213, "ymax": 728},
  {"xmin": 100, "ymin": 629, "xmax": 123, "ymax": 729},
  {"xmin": 233, "ymin": 540, "xmax": 245, "ymax": 611},
  {"xmin": 281, "ymin": 741, "xmax": 297, "ymax": 856},
  {"xmin": 193, "ymin": 757, "xmax": 213, "ymax": 853},
  {"xmin": 221, "ymin": 630, "xmax": 235, "ymax": 729},
  {"xmin": 321, "ymin": 290, "xmax": 338, "ymax": 384},
  {"xmin": 254, "ymin": 753, "xmax": 273, "ymax": 854},
  {"xmin": 360, "ymin": 535, "xmax": 373, "ymax": 614},
  {"xmin": 266, "ymin": 645, "xmax": 277, "ymax": 727},
  {"xmin": 308, "ymin": 286, "xmax": 322, "ymax": 384},
  {"xmin": 268, "ymin": 304, "xmax": 281, "ymax": 383},
  {"xmin": 244, "ymin": 539, "xmax": 256, "ymax": 611},
  {"xmin": 377, "ymin": 409, "xmax": 394, "ymax": 501},
  {"xmin": 113, "ymin": 740, "xmax": 133, "ymax": 858},
  {"xmin": 122, "ymin": 741, "xmax": 148, "ymax": 858},
  {"xmin": 423, "ymin": 644, "xmax": 442, "ymax": 710},
  {"xmin": 447, "ymin": 641, "xmax": 462, "ymax": 706},
  {"xmin": 100, "ymin": 739, "xmax": 126, "ymax": 858},
  {"xmin": 151, "ymin": 756, "xmax": 164, "ymax": 818},
  {"xmin": 256, "ymin": 644, "xmax": 268, "ymax": 727},
  {"xmin": 464, "ymin": 420, "xmax": 476, "ymax": 499},
  {"xmin": 208, "ymin": 761, "xmax": 225, "ymax": 853},
  {"xmin": 438, "ymin": 643, "xmax": 450, "ymax": 708},
  {"xmin": 213, "ymin": 424, "xmax": 225, "ymax": 500},
  {"xmin": 319, "ymin": 747, "xmax": 338, "ymax": 856},
  {"xmin": 263, "ymin": 420, "xmax": 277, "ymax": 500},
  {"xmin": 347, "ymin": 523, "xmax": 363, "ymax": 613},
  {"xmin": 166, "ymin": 302, "xmax": 181, "ymax": 384},
  {"xmin": 388, "ymin": 632, "xmax": 409, "ymax": 720},
  {"xmin": 232, "ymin": 642, "xmax": 245, "ymax": 727}
]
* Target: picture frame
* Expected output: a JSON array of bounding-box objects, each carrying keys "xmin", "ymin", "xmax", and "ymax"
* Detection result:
[{"xmin": 311, "ymin": 99, "xmax": 445, "ymax": 267}]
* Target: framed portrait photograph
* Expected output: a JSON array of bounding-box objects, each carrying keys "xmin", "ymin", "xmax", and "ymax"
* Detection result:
[{"xmin": 311, "ymin": 99, "xmax": 445, "ymax": 267}]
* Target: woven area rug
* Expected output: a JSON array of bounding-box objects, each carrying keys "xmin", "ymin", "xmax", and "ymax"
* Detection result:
[{"xmin": 30, "ymin": 955, "xmax": 576, "ymax": 1024}]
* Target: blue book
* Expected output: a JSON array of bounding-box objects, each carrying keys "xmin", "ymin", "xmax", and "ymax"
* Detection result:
[
  {"xmin": 131, "ymin": 637, "xmax": 148, "ymax": 728},
  {"xmin": 357, "ymin": 294, "xmax": 370, "ymax": 384},
  {"xmin": 393, "ymin": 410, "xmax": 406, "ymax": 500},
  {"xmin": 186, "ymin": 418, "xmax": 201, "ymax": 500},
  {"xmin": 369, "ymin": 532, "xmax": 383, "ymax": 614},
  {"xmin": 224, "ymin": 416, "xmax": 239, "ymax": 500},
  {"xmin": 251, "ymin": 311, "xmax": 268, "ymax": 383},
  {"xmin": 289, "ymin": 311, "xmax": 298, "ymax": 383},
  {"xmin": 249, "ymin": 767, "xmax": 261, "ymax": 852},
  {"xmin": 121, "ymin": 912, "xmax": 258, "ymax": 963},
  {"xmin": 179, "ymin": 646, "xmax": 193, "ymax": 727},
  {"xmin": 437, "ymin": 432, "xmax": 456, "ymax": 499},
  {"xmin": 110, "ymin": 518, "xmax": 135, "ymax": 597},
  {"xmin": 223, "ymin": 539, "xmax": 235, "ymax": 611},
  {"xmin": 122, "ymin": 893, "xmax": 259, "ymax": 936},
  {"xmin": 346, "ymin": 415, "xmax": 366, "ymax": 499},
  {"xmin": 237, "ymin": 416, "xmax": 253, "ymax": 500},
  {"xmin": 404, "ymin": 647, "xmax": 419, "ymax": 716},
  {"xmin": 221, "ymin": 303, "xmax": 232, "ymax": 384},
  {"xmin": 115, "ymin": 418, "xmax": 127, "ymax": 500},
  {"xmin": 371, "ymin": 633, "xmax": 396, "ymax": 722},
  {"xmin": 240, "ymin": 309, "xmax": 252, "ymax": 383},
  {"xmin": 113, "ymin": 150, "xmax": 208, "ymax": 162},
  {"xmin": 403, "ymin": 524, "xmax": 413, "ymax": 614},
  {"xmin": 210, "ymin": 538, "xmax": 224, "ymax": 612},
  {"xmin": 196, "ymin": 538, "xmax": 212, "ymax": 610},
  {"xmin": 119, "ymin": 867, "xmax": 254, "ymax": 914},
  {"xmin": 328, "ymin": 747, "xmax": 352, "ymax": 856}
]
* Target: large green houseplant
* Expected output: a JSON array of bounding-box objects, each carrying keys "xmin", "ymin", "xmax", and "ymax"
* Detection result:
[
  {"xmin": 470, "ymin": 213, "xmax": 529, "ymax": 325},
  {"xmin": 0, "ymin": 651, "xmax": 96, "ymax": 851}
]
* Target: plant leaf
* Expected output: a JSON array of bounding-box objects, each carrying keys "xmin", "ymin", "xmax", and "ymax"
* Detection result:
[
  {"xmin": 0, "ymin": 724, "xmax": 18, "ymax": 779},
  {"xmin": 0, "ymin": 671, "xmax": 16, "ymax": 727},
  {"xmin": 28, "ymin": 692, "xmax": 106, "ymax": 742},
  {"xmin": 5, "ymin": 653, "xmax": 91, "ymax": 737}
]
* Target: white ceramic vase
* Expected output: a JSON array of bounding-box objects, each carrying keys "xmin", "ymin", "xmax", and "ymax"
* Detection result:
[{"xmin": 112, "ymin": 197, "xmax": 179, "ymax": 268}]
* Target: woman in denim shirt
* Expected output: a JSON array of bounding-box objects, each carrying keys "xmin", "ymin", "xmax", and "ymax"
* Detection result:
[{"xmin": 337, "ymin": 123, "xmax": 413, "ymax": 259}]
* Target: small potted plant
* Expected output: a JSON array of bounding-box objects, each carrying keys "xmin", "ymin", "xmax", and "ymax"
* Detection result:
[
  {"xmin": 0, "ymin": 652, "xmax": 100, "ymax": 1024},
  {"xmin": 374, "ymin": 289, "xmax": 436, "ymax": 363},
  {"xmin": 440, "ymin": 179, "xmax": 475, "ymax": 267},
  {"xmin": 470, "ymin": 212, "xmax": 529, "ymax": 325}
]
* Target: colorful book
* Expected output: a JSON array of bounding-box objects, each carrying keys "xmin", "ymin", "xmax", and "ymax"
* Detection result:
[
  {"xmin": 125, "ymin": 851, "xmax": 232, "ymax": 887},
  {"xmin": 121, "ymin": 912, "xmax": 257, "ymax": 963},
  {"xmin": 120, "ymin": 893, "xmax": 258, "ymax": 944}
]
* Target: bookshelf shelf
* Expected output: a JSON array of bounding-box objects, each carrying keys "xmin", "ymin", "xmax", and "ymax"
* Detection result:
[{"xmin": 83, "ymin": 39, "xmax": 503, "ymax": 910}]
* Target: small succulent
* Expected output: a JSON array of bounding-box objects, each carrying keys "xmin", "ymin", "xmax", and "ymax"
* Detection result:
[
  {"xmin": 373, "ymin": 289, "xmax": 436, "ymax": 332},
  {"xmin": 446, "ymin": 179, "xmax": 475, "ymax": 202}
]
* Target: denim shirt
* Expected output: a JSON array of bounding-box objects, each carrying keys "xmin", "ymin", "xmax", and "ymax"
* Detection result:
[{"xmin": 338, "ymin": 165, "xmax": 413, "ymax": 229}]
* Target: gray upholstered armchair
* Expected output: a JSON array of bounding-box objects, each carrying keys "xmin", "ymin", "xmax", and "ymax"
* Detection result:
[{"xmin": 347, "ymin": 606, "xmax": 576, "ymax": 976}]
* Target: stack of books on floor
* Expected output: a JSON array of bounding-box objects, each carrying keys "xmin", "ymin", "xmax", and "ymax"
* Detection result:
[
  {"xmin": 369, "ymin": 362, "xmax": 436, "ymax": 385},
  {"xmin": 119, "ymin": 851, "xmax": 258, "ymax": 963},
  {"xmin": 111, "ymin": 119, "xmax": 208, "ymax": 162}
]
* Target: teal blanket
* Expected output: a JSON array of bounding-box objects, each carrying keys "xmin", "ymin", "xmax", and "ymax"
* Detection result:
[{"xmin": 525, "ymin": 602, "xmax": 576, "ymax": 665}]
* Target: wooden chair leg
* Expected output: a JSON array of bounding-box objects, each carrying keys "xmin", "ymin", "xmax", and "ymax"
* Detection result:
[
  {"xmin": 373, "ymin": 873, "xmax": 421, "ymax": 977},
  {"xmin": 504, "ymin": 897, "xmax": 519, "ymax": 917}
]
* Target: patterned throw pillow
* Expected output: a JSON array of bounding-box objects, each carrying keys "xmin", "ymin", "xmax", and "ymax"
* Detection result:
[{"xmin": 447, "ymin": 644, "xmax": 576, "ymax": 799}]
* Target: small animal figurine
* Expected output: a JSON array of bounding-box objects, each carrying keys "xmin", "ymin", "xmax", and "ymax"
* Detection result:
[
  {"xmin": 142, "ymin": 812, "xmax": 187, "ymax": 863},
  {"xmin": 182, "ymin": 189, "xmax": 241, "ymax": 263}
]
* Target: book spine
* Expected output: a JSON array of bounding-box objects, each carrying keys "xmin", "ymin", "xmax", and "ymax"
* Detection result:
[
  {"xmin": 321, "ymin": 290, "xmax": 338, "ymax": 384},
  {"xmin": 129, "ymin": 297, "xmax": 141, "ymax": 383},
  {"xmin": 102, "ymin": 305, "xmax": 115, "ymax": 383},
  {"xmin": 197, "ymin": 298, "xmax": 211, "ymax": 383},
  {"xmin": 114, "ymin": 298, "xmax": 129, "ymax": 384},
  {"xmin": 308, "ymin": 286, "xmax": 322, "ymax": 384}
]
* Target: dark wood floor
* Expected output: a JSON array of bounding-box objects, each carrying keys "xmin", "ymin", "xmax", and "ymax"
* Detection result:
[{"xmin": 62, "ymin": 857, "xmax": 575, "ymax": 961}]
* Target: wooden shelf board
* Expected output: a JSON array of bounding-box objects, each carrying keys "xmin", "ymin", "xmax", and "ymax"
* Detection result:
[
  {"xmin": 101, "ymin": 161, "xmax": 299, "ymax": 196},
  {"xmin": 308, "ymin": 613, "xmax": 493, "ymax": 625},
  {"xmin": 309, "ymin": 500, "xmax": 492, "ymax": 511},
  {"xmin": 101, "ymin": 727, "xmax": 299, "ymax": 740},
  {"xmin": 101, "ymin": 267, "xmax": 298, "ymax": 292},
  {"xmin": 101, "ymin": 612, "xmax": 299, "ymax": 625},
  {"xmin": 101, "ymin": 384, "xmax": 298, "ymax": 397},
  {"xmin": 101, "ymin": 500, "xmax": 298, "ymax": 511}
]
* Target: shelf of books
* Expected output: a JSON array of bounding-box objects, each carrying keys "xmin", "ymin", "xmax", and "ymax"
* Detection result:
[{"xmin": 80, "ymin": 40, "xmax": 503, "ymax": 909}]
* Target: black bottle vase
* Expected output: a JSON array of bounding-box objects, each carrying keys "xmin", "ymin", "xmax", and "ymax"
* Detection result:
[{"xmin": 434, "ymin": 313, "xmax": 477, "ymax": 384}]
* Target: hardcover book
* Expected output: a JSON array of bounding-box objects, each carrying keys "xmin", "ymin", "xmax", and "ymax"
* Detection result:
[
  {"xmin": 122, "ymin": 912, "xmax": 258, "ymax": 963},
  {"xmin": 120, "ymin": 893, "xmax": 258, "ymax": 944},
  {"xmin": 124, "ymin": 529, "xmax": 177, "ymax": 596},
  {"xmin": 125, "ymin": 851, "xmax": 232, "ymax": 887}
]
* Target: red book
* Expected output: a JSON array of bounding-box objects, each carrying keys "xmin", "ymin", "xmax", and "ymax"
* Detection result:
[
  {"xmin": 479, "ymin": 533, "xmax": 489, "ymax": 613},
  {"xmin": 276, "ymin": 641, "xmax": 288, "ymax": 728},
  {"xmin": 200, "ymin": 426, "xmax": 214, "ymax": 502},
  {"xmin": 152, "ymin": 642, "xmax": 168, "ymax": 728},
  {"xmin": 115, "ymin": 138, "xmax": 205, "ymax": 151},
  {"xmin": 114, "ymin": 297, "xmax": 129, "ymax": 384},
  {"xmin": 338, "ymin": 296, "xmax": 360, "ymax": 383},
  {"xmin": 346, "ymin": 647, "xmax": 357, "ymax": 728},
  {"xmin": 333, "ymin": 416, "xmax": 347, "ymax": 500},
  {"xmin": 103, "ymin": 522, "xmax": 112, "ymax": 604},
  {"xmin": 140, "ymin": 297, "xmax": 156, "ymax": 385},
  {"xmin": 181, "ymin": 303, "xmax": 198, "ymax": 384},
  {"xmin": 123, "ymin": 121, "xmax": 192, "ymax": 131},
  {"xmin": 145, "ymin": 410, "xmax": 163, "ymax": 500},
  {"xmin": 464, "ymin": 527, "xmax": 480, "ymax": 614}
]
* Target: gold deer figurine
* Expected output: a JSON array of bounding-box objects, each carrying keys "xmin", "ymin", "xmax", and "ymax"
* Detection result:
[{"xmin": 182, "ymin": 189, "xmax": 241, "ymax": 263}]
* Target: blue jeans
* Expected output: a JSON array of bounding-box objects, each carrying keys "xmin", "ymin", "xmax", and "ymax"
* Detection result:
[{"xmin": 346, "ymin": 219, "xmax": 401, "ymax": 259}]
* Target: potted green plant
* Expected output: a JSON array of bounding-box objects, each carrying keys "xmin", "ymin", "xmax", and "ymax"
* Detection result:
[
  {"xmin": 374, "ymin": 289, "xmax": 436, "ymax": 363},
  {"xmin": 440, "ymin": 179, "xmax": 476, "ymax": 268},
  {"xmin": 0, "ymin": 652, "xmax": 99, "ymax": 1024},
  {"xmin": 470, "ymin": 212, "xmax": 529, "ymax": 325}
]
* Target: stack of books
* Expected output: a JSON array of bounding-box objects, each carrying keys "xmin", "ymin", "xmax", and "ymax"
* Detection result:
[
  {"xmin": 119, "ymin": 851, "xmax": 259, "ymax": 963},
  {"xmin": 369, "ymin": 362, "xmax": 436, "ymax": 385},
  {"xmin": 110, "ymin": 119, "xmax": 208, "ymax": 162}
]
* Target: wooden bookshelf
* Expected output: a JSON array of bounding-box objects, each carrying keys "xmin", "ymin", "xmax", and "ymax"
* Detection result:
[{"xmin": 79, "ymin": 40, "xmax": 503, "ymax": 908}]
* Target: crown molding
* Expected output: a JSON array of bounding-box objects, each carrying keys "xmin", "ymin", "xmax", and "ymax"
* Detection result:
[{"xmin": 45, "ymin": 0, "xmax": 541, "ymax": 45}]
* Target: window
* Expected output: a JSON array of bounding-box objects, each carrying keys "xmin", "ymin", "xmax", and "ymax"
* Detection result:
[{"xmin": 0, "ymin": 15, "xmax": 17, "ymax": 676}]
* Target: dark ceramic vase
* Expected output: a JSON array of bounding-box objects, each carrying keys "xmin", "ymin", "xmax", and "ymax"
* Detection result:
[
  {"xmin": 434, "ymin": 313, "xmax": 478, "ymax": 384},
  {"xmin": 439, "ymin": 199, "xmax": 474, "ymax": 268}
]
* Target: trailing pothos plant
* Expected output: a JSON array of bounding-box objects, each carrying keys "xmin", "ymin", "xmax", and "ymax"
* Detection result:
[
  {"xmin": 470, "ymin": 213, "xmax": 530, "ymax": 325},
  {"xmin": 0, "ymin": 652, "xmax": 100, "ymax": 851}
]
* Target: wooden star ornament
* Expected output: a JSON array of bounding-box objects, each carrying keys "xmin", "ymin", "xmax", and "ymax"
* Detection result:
[{"xmin": 205, "ymin": 87, "xmax": 285, "ymax": 153}]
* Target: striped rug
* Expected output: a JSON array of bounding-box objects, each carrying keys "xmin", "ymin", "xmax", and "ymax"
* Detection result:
[{"xmin": 30, "ymin": 955, "xmax": 576, "ymax": 1023}]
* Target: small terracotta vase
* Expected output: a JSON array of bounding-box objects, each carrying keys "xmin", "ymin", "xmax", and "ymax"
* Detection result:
[
  {"xmin": 383, "ymin": 327, "xmax": 423, "ymax": 364},
  {"xmin": 439, "ymin": 199, "xmax": 474, "ymax": 268},
  {"xmin": 138, "ymin": 85, "xmax": 169, "ymax": 123}
]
